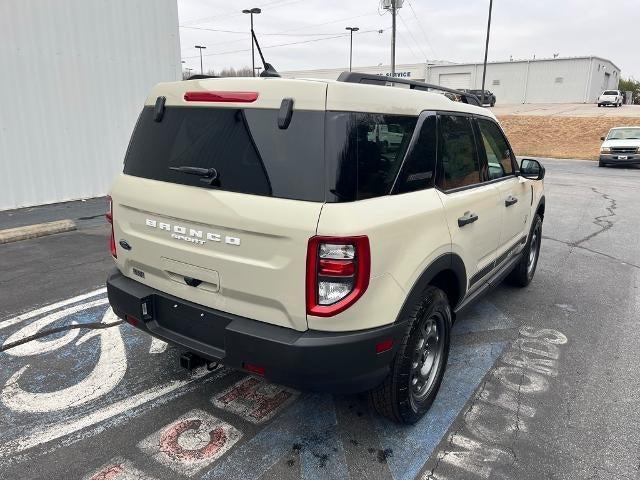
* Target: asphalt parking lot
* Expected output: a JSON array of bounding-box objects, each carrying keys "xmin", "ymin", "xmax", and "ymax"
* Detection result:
[{"xmin": 1, "ymin": 158, "xmax": 639, "ymax": 480}]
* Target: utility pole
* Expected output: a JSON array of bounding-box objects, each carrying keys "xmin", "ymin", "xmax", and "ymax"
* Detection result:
[
  {"xmin": 243, "ymin": 8, "xmax": 262, "ymax": 77},
  {"xmin": 345, "ymin": 27, "xmax": 359, "ymax": 71},
  {"xmin": 383, "ymin": 0, "xmax": 402, "ymax": 76},
  {"xmin": 391, "ymin": 0, "xmax": 397, "ymax": 76},
  {"xmin": 195, "ymin": 45, "xmax": 206, "ymax": 74},
  {"xmin": 480, "ymin": 0, "xmax": 493, "ymax": 106}
]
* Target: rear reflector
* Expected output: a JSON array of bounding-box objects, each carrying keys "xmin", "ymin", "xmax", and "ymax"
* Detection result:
[
  {"xmin": 125, "ymin": 314, "xmax": 139, "ymax": 326},
  {"xmin": 243, "ymin": 362, "xmax": 266, "ymax": 376},
  {"xmin": 375, "ymin": 338, "xmax": 394, "ymax": 354},
  {"xmin": 184, "ymin": 91, "xmax": 259, "ymax": 103},
  {"xmin": 106, "ymin": 195, "xmax": 116, "ymax": 258}
]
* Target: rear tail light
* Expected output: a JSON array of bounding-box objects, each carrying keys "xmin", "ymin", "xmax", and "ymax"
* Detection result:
[
  {"xmin": 306, "ymin": 236, "xmax": 370, "ymax": 317},
  {"xmin": 106, "ymin": 195, "xmax": 116, "ymax": 258}
]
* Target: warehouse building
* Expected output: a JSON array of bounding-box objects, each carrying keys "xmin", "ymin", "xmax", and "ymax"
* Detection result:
[
  {"xmin": 0, "ymin": 0, "xmax": 181, "ymax": 210},
  {"xmin": 282, "ymin": 55, "xmax": 621, "ymax": 104}
]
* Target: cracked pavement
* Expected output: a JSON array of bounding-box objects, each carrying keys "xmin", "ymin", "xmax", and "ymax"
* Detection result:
[{"xmin": 1, "ymin": 159, "xmax": 639, "ymax": 480}]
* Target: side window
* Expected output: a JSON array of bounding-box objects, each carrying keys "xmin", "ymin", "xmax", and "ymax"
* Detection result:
[
  {"xmin": 436, "ymin": 115, "xmax": 481, "ymax": 191},
  {"xmin": 477, "ymin": 118, "xmax": 514, "ymax": 180},
  {"xmin": 394, "ymin": 115, "xmax": 437, "ymax": 194}
]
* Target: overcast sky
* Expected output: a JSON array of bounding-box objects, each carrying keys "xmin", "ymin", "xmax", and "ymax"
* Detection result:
[{"xmin": 177, "ymin": 0, "xmax": 639, "ymax": 78}]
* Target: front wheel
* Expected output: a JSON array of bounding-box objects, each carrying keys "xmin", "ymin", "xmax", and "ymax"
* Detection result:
[
  {"xmin": 506, "ymin": 214, "xmax": 542, "ymax": 287},
  {"xmin": 368, "ymin": 287, "xmax": 451, "ymax": 424},
  {"xmin": 599, "ymin": 160, "xmax": 606, "ymax": 167}
]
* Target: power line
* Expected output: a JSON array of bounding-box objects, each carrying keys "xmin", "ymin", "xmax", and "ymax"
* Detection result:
[
  {"xmin": 398, "ymin": 12, "xmax": 428, "ymax": 60},
  {"xmin": 405, "ymin": 0, "xmax": 438, "ymax": 58},
  {"xmin": 180, "ymin": 0, "xmax": 302, "ymax": 27},
  {"xmin": 182, "ymin": 29, "xmax": 382, "ymax": 60},
  {"xmin": 180, "ymin": 25, "xmax": 352, "ymax": 37}
]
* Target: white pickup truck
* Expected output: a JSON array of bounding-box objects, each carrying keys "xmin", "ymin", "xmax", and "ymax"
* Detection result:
[{"xmin": 597, "ymin": 90, "xmax": 623, "ymax": 108}]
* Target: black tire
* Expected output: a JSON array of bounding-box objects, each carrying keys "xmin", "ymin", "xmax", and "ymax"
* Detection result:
[
  {"xmin": 506, "ymin": 214, "xmax": 542, "ymax": 287},
  {"xmin": 368, "ymin": 287, "xmax": 451, "ymax": 424},
  {"xmin": 599, "ymin": 160, "xmax": 606, "ymax": 167}
]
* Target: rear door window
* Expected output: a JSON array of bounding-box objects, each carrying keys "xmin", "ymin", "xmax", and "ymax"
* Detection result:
[
  {"xmin": 393, "ymin": 114, "xmax": 437, "ymax": 194},
  {"xmin": 436, "ymin": 114, "xmax": 482, "ymax": 191},
  {"xmin": 123, "ymin": 106, "xmax": 325, "ymax": 201}
]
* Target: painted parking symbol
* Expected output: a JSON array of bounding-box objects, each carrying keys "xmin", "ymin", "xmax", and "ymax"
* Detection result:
[
  {"xmin": 212, "ymin": 377, "xmax": 298, "ymax": 424},
  {"xmin": 138, "ymin": 409, "xmax": 241, "ymax": 476}
]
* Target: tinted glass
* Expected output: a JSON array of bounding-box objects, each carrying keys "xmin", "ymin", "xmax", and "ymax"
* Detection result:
[
  {"xmin": 603, "ymin": 90, "xmax": 618, "ymax": 95},
  {"xmin": 123, "ymin": 106, "xmax": 325, "ymax": 201},
  {"xmin": 394, "ymin": 115, "xmax": 437, "ymax": 194},
  {"xmin": 436, "ymin": 115, "xmax": 481, "ymax": 190},
  {"xmin": 477, "ymin": 118, "xmax": 514, "ymax": 180},
  {"xmin": 326, "ymin": 112, "xmax": 417, "ymax": 201}
]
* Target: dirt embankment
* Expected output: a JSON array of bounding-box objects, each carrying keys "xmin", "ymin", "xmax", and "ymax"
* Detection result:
[{"xmin": 498, "ymin": 116, "xmax": 640, "ymax": 160}]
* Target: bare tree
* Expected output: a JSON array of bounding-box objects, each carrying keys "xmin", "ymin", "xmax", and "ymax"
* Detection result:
[{"xmin": 206, "ymin": 66, "xmax": 254, "ymax": 77}]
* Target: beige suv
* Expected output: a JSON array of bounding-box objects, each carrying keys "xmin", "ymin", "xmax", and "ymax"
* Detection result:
[{"xmin": 106, "ymin": 72, "xmax": 545, "ymax": 424}]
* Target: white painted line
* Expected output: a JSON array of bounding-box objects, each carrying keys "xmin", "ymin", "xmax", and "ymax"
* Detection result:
[
  {"xmin": 139, "ymin": 409, "xmax": 242, "ymax": 477},
  {"xmin": 149, "ymin": 337, "xmax": 168, "ymax": 354},
  {"xmin": 1, "ymin": 309, "xmax": 126, "ymax": 413},
  {"xmin": 0, "ymin": 368, "xmax": 220, "ymax": 459},
  {"xmin": 3, "ymin": 298, "xmax": 110, "ymax": 356},
  {"xmin": 212, "ymin": 377, "xmax": 298, "ymax": 424},
  {"xmin": 0, "ymin": 287, "xmax": 107, "ymax": 331}
]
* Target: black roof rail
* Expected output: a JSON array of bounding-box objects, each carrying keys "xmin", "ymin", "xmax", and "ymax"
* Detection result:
[
  {"xmin": 186, "ymin": 74, "xmax": 219, "ymax": 80},
  {"xmin": 336, "ymin": 71, "xmax": 482, "ymax": 107}
]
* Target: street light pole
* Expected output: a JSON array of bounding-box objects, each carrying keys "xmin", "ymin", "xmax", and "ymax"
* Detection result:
[
  {"xmin": 243, "ymin": 8, "xmax": 262, "ymax": 77},
  {"xmin": 480, "ymin": 0, "xmax": 493, "ymax": 106},
  {"xmin": 345, "ymin": 27, "xmax": 359, "ymax": 71},
  {"xmin": 194, "ymin": 45, "xmax": 206, "ymax": 74}
]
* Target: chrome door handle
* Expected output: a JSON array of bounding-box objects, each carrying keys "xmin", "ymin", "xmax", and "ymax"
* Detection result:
[
  {"xmin": 505, "ymin": 196, "xmax": 518, "ymax": 207},
  {"xmin": 458, "ymin": 211, "xmax": 479, "ymax": 227}
]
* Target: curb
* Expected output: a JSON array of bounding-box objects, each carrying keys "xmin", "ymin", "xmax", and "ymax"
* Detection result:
[{"xmin": 0, "ymin": 219, "xmax": 77, "ymax": 245}]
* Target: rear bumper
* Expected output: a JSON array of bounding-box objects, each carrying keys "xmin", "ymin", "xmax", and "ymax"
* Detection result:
[
  {"xmin": 600, "ymin": 154, "xmax": 640, "ymax": 165},
  {"xmin": 107, "ymin": 270, "xmax": 404, "ymax": 393}
]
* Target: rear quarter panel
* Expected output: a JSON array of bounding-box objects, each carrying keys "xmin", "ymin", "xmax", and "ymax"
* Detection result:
[{"xmin": 312, "ymin": 189, "xmax": 451, "ymax": 332}]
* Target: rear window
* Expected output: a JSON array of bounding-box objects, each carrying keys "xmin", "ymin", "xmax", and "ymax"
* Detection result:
[
  {"xmin": 124, "ymin": 106, "xmax": 419, "ymax": 203},
  {"xmin": 603, "ymin": 90, "xmax": 619, "ymax": 95},
  {"xmin": 124, "ymin": 106, "xmax": 325, "ymax": 201}
]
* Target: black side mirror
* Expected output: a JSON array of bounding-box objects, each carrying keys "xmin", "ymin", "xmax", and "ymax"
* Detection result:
[
  {"xmin": 520, "ymin": 158, "xmax": 545, "ymax": 180},
  {"xmin": 601, "ymin": 136, "xmax": 606, "ymax": 141}
]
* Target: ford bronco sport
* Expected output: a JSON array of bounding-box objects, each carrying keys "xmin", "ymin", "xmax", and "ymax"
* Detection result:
[{"xmin": 106, "ymin": 72, "xmax": 545, "ymax": 424}]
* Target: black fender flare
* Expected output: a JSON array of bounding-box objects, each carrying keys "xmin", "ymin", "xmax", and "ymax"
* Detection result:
[
  {"xmin": 535, "ymin": 195, "xmax": 546, "ymax": 218},
  {"xmin": 394, "ymin": 253, "xmax": 467, "ymax": 324}
]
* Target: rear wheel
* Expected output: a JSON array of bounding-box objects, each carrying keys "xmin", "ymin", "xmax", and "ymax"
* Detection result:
[
  {"xmin": 368, "ymin": 287, "xmax": 451, "ymax": 424},
  {"xmin": 507, "ymin": 214, "xmax": 542, "ymax": 287}
]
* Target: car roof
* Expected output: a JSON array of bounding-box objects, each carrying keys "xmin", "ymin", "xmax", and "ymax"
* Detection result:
[{"xmin": 145, "ymin": 77, "xmax": 497, "ymax": 120}]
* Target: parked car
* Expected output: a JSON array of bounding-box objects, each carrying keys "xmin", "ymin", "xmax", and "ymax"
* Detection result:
[
  {"xmin": 106, "ymin": 74, "xmax": 545, "ymax": 424},
  {"xmin": 599, "ymin": 127, "xmax": 640, "ymax": 167},
  {"xmin": 462, "ymin": 89, "xmax": 496, "ymax": 107},
  {"xmin": 597, "ymin": 90, "xmax": 623, "ymax": 107}
]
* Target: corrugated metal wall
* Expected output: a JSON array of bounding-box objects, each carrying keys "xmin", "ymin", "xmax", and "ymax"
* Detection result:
[
  {"xmin": 425, "ymin": 57, "xmax": 621, "ymax": 105},
  {"xmin": 0, "ymin": 0, "xmax": 181, "ymax": 210}
]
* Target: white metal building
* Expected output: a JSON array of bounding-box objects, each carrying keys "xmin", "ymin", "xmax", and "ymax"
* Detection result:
[
  {"xmin": 282, "ymin": 56, "xmax": 621, "ymax": 105},
  {"xmin": 0, "ymin": 0, "xmax": 182, "ymax": 210}
]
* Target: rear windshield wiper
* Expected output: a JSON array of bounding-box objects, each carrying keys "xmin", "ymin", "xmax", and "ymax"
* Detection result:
[{"xmin": 169, "ymin": 166, "xmax": 219, "ymax": 186}]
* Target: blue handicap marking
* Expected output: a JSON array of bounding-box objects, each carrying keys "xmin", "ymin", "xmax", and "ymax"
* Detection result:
[
  {"xmin": 373, "ymin": 341, "xmax": 506, "ymax": 480},
  {"xmin": 204, "ymin": 393, "xmax": 348, "ymax": 480},
  {"xmin": 206, "ymin": 300, "xmax": 513, "ymax": 480}
]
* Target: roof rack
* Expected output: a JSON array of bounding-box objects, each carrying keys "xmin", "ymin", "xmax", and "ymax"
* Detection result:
[
  {"xmin": 336, "ymin": 71, "xmax": 482, "ymax": 107},
  {"xmin": 186, "ymin": 74, "xmax": 219, "ymax": 80}
]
